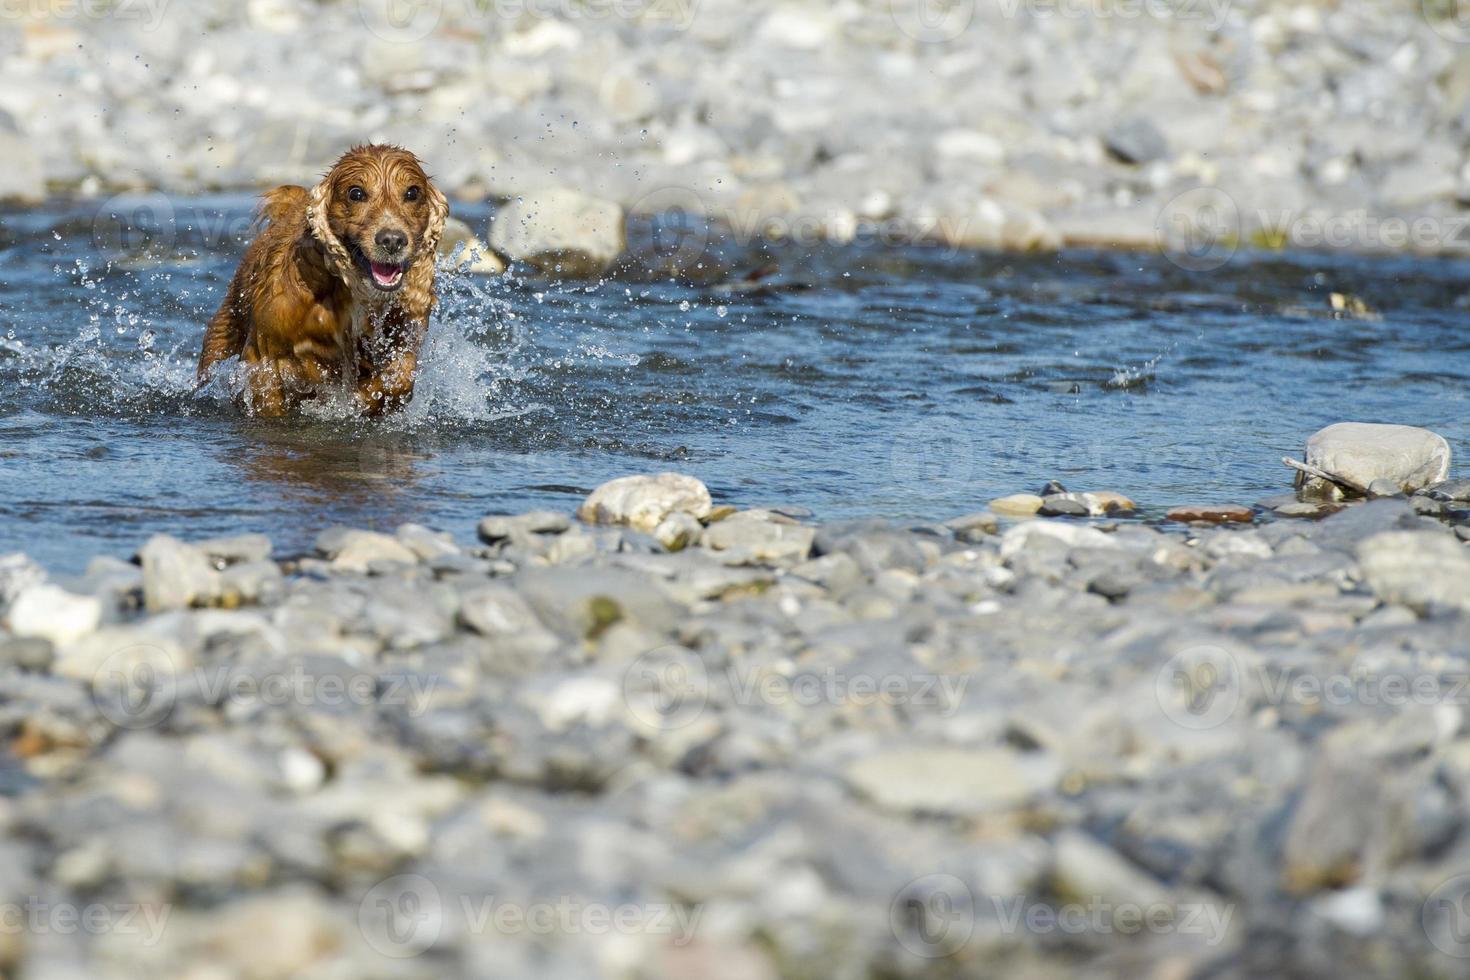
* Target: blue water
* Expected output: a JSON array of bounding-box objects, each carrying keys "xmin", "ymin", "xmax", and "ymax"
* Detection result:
[{"xmin": 2, "ymin": 196, "xmax": 1468, "ymax": 570}]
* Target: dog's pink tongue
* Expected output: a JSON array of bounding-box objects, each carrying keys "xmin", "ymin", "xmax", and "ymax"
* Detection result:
[{"xmin": 370, "ymin": 262, "xmax": 401, "ymax": 286}]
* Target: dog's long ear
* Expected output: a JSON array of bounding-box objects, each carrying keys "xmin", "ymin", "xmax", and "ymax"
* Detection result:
[
  {"xmin": 307, "ymin": 175, "xmax": 356, "ymax": 282},
  {"xmin": 421, "ymin": 180, "xmax": 449, "ymax": 260},
  {"xmin": 401, "ymin": 177, "xmax": 450, "ymax": 319}
]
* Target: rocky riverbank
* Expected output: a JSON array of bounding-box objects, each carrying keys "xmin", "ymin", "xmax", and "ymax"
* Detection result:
[
  {"xmin": 2, "ymin": 0, "xmax": 1469, "ymax": 266},
  {"xmin": 4, "ymin": 430, "xmax": 1470, "ymax": 977}
]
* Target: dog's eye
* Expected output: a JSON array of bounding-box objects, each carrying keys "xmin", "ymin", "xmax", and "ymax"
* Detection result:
[
  {"xmin": 347, "ymin": 186, "xmax": 367, "ymax": 202},
  {"xmin": 404, "ymin": 186, "xmax": 421, "ymax": 202}
]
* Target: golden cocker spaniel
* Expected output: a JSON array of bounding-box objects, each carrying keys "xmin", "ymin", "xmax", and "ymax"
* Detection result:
[{"xmin": 196, "ymin": 144, "xmax": 448, "ymax": 416}]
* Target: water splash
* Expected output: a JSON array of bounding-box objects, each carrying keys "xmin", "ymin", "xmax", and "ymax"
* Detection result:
[{"xmin": 4, "ymin": 250, "xmax": 544, "ymax": 426}]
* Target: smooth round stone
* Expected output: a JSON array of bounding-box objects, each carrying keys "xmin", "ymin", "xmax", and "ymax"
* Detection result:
[
  {"xmin": 1039, "ymin": 495, "xmax": 1089, "ymax": 517},
  {"xmin": 1165, "ymin": 504, "xmax": 1255, "ymax": 524},
  {"xmin": 990, "ymin": 493, "xmax": 1044, "ymax": 517},
  {"xmin": 1365, "ymin": 479, "xmax": 1402, "ymax": 499},
  {"xmin": 1425, "ymin": 479, "xmax": 1470, "ymax": 502},
  {"xmin": 1275, "ymin": 501, "xmax": 1343, "ymax": 520}
]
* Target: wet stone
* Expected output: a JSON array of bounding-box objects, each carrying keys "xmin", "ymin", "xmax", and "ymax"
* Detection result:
[{"xmin": 1165, "ymin": 505, "xmax": 1255, "ymax": 524}]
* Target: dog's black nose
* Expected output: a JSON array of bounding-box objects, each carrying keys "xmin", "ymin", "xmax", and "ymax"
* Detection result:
[{"xmin": 375, "ymin": 229, "xmax": 408, "ymax": 255}]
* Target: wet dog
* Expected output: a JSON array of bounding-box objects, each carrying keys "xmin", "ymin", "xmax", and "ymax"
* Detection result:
[{"xmin": 196, "ymin": 144, "xmax": 448, "ymax": 416}]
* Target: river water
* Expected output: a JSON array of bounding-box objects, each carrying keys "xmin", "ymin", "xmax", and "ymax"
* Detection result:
[{"xmin": 2, "ymin": 196, "xmax": 1467, "ymax": 570}]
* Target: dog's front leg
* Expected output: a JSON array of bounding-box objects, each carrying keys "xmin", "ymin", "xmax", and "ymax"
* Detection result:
[
  {"xmin": 356, "ymin": 316, "xmax": 426, "ymax": 416},
  {"xmin": 356, "ymin": 347, "xmax": 420, "ymax": 416}
]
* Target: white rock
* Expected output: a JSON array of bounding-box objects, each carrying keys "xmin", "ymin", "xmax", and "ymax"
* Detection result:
[
  {"xmin": 701, "ymin": 515, "xmax": 815, "ymax": 563},
  {"xmin": 278, "ymin": 747, "xmax": 326, "ymax": 794},
  {"xmin": 1357, "ymin": 531, "xmax": 1470, "ymax": 612},
  {"xmin": 935, "ymin": 129, "xmax": 1006, "ymax": 164},
  {"xmin": 990, "ymin": 493, "xmax": 1044, "ymax": 517},
  {"xmin": 0, "ymin": 113, "xmax": 44, "ymax": 205},
  {"xmin": 577, "ymin": 473, "xmax": 713, "ymax": 532},
  {"xmin": 1311, "ymin": 887, "xmax": 1384, "ymax": 936},
  {"xmin": 756, "ymin": 7, "xmax": 837, "ymax": 49},
  {"xmin": 139, "ymin": 535, "xmax": 220, "ymax": 612},
  {"xmin": 1053, "ymin": 830, "xmax": 1174, "ymax": 910},
  {"xmin": 489, "ymin": 188, "xmax": 626, "ymax": 276},
  {"xmin": 999, "ymin": 521, "xmax": 1118, "ymax": 559},
  {"xmin": 6, "ymin": 585, "xmax": 102, "ymax": 646},
  {"xmin": 329, "ymin": 531, "xmax": 420, "ymax": 572},
  {"xmin": 1302, "ymin": 422, "xmax": 1451, "ymax": 494},
  {"xmin": 845, "ymin": 746, "xmax": 1059, "ymax": 816},
  {"xmin": 395, "ymin": 523, "xmax": 460, "ymax": 561},
  {"xmin": 0, "ymin": 553, "xmax": 45, "ymax": 611},
  {"xmin": 653, "ymin": 511, "xmax": 704, "ymax": 552},
  {"xmin": 533, "ymin": 676, "xmax": 621, "ymax": 732},
  {"xmin": 438, "ymin": 216, "xmax": 506, "ymax": 274}
]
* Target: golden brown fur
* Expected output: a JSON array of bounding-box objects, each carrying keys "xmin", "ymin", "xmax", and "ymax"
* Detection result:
[{"xmin": 196, "ymin": 144, "xmax": 448, "ymax": 416}]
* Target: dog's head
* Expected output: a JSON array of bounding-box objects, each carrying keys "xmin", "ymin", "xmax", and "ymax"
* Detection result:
[{"xmin": 307, "ymin": 145, "xmax": 447, "ymax": 300}]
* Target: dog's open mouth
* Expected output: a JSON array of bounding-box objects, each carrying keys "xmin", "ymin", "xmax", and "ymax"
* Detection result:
[
  {"xmin": 349, "ymin": 244, "xmax": 409, "ymax": 293},
  {"xmin": 369, "ymin": 261, "xmax": 405, "ymax": 290}
]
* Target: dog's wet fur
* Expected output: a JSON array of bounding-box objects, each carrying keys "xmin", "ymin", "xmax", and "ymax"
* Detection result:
[{"xmin": 196, "ymin": 144, "xmax": 448, "ymax": 416}]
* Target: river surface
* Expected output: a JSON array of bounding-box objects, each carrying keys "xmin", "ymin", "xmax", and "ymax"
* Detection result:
[{"xmin": 2, "ymin": 196, "xmax": 1468, "ymax": 571}]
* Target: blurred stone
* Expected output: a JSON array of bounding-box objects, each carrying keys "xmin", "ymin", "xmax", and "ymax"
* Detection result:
[
  {"xmin": 1105, "ymin": 117, "xmax": 1169, "ymax": 164},
  {"xmin": 1300, "ymin": 422, "xmax": 1451, "ymax": 496},
  {"xmin": 6, "ymin": 585, "xmax": 101, "ymax": 646},
  {"xmin": 1165, "ymin": 505, "xmax": 1254, "ymax": 524},
  {"xmin": 439, "ymin": 215, "xmax": 506, "ymax": 274},
  {"xmin": 577, "ymin": 473, "xmax": 713, "ymax": 532},
  {"xmin": 489, "ymin": 188, "xmax": 626, "ymax": 276}
]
